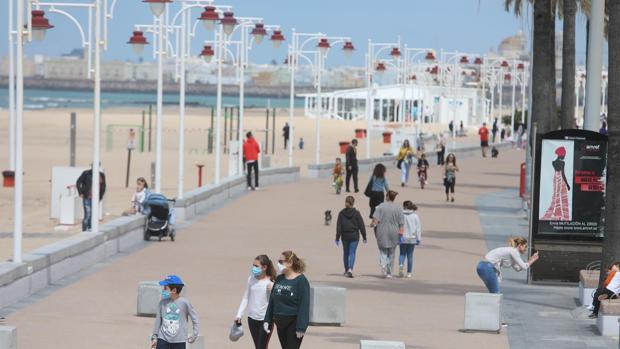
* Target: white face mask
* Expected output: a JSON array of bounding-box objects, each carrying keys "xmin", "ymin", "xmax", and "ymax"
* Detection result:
[{"xmin": 276, "ymin": 263, "xmax": 287, "ymax": 274}]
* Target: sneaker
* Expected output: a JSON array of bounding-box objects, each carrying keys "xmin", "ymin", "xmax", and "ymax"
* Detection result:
[
  {"xmin": 381, "ymin": 267, "xmax": 387, "ymax": 277},
  {"xmin": 398, "ymin": 265, "xmax": 404, "ymax": 278},
  {"xmin": 247, "ymin": 186, "xmax": 252, "ymax": 191},
  {"xmin": 451, "ymin": 197, "xmax": 455, "ymax": 202},
  {"xmin": 386, "ymin": 274, "xmax": 392, "ymax": 279},
  {"xmin": 588, "ymin": 313, "xmax": 598, "ymax": 319},
  {"xmin": 501, "ymin": 322, "xmax": 508, "ymax": 328},
  {"xmin": 346, "ymin": 272, "xmax": 354, "ymax": 278},
  {"xmin": 255, "ymin": 187, "xmax": 260, "ymax": 191},
  {"xmin": 406, "ymin": 273, "xmax": 412, "ymax": 278},
  {"xmin": 586, "ymin": 304, "xmax": 594, "ymax": 311}
]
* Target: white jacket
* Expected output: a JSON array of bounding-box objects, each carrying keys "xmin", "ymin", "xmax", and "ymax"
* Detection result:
[{"xmin": 402, "ymin": 210, "xmax": 422, "ymax": 244}]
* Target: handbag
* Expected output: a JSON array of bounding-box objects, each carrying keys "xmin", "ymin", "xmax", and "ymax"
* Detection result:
[
  {"xmin": 396, "ymin": 159, "xmax": 403, "ymax": 169},
  {"xmin": 364, "ymin": 177, "xmax": 373, "ymax": 197},
  {"xmin": 229, "ymin": 322, "xmax": 244, "ymax": 342}
]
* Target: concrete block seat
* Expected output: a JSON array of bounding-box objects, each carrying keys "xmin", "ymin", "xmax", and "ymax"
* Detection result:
[
  {"xmin": 0, "ymin": 326, "xmax": 17, "ymax": 349},
  {"xmin": 463, "ymin": 292, "xmax": 502, "ymax": 333},
  {"xmin": 360, "ymin": 340, "xmax": 405, "ymax": 349},
  {"xmin": 596, "ymin": 299, "xmax": 620, "ymax": 336},
  {"xmin": 137, "ymin": 281, "xmax": 161, "ymax": 317},
  {"xmin": 579, "ymin": 270, "xmax": 600, "ymax": 307},
  {"xmin": 309, "ymin": 286, "xmax": 346, "ymax": 326}
]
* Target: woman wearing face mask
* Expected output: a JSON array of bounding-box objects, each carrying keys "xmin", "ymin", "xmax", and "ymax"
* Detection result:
[
  {"xmin": 235, "ymin": 255, "xmax": 276, "ymax": 349},
  {"xmin": 263, "ymin": 251, "xmax": 310, "ymax": 349}
]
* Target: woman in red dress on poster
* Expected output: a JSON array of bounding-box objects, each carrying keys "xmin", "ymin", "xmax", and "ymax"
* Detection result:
[{"xmin": 542, "ymin": 146, "xmax": 571, "ymax": 221}]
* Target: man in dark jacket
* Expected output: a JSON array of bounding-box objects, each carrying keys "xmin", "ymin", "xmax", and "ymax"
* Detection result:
[
  {"xmin": 282, "ymin": 122, "xmax": 290, "ymax": 150},
  {"xmin": 335, "ymin": 196, "xmax": 367, "ymax": 278},
  {"xmin": 76, "ymin": 166, "xmax": 106, "ymax": 232},
  {"xmin": 345, "ymin": 139, "xmax": 359, "ymax": 193}
]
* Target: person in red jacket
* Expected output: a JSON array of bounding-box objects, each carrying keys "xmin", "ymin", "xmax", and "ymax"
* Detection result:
[{"xmin": 243, "ymin": 131, "xmax": 261, "ymax": 190}]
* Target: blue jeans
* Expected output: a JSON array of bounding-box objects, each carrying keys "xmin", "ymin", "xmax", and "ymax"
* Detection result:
[
  {"xmin": 342, "ymin": 240, "xmax": 359, "ymax": 271},
  {"xmin": 399, "ymin": 243, "xmax": 415, "ymax": 273},
  {"xmin": 400, "ymin": 162, "xmax": 411, "ymax": 184},
  {"xmin": 476, "ymin": 261, "xmax": 500, "ymax": 293},
  {"xmin": 82, "ymin": 198, "xmax": 92, "ymax": 232}
]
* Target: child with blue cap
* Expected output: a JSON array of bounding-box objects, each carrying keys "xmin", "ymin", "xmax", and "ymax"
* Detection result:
[{"xmin": 151, "ymin": 275, "xmax": 200, "ymax": 349}]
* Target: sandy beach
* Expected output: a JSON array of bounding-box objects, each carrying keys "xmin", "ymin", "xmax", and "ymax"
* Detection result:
[{"xmin": 0, "ymin": 106, "xmax": 480, "ymax": 261}]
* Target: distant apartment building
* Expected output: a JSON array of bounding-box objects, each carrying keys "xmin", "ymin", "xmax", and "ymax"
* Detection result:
[{"xmin": 42, "ymin": 58, "xmax": 163, "ymax": 81}]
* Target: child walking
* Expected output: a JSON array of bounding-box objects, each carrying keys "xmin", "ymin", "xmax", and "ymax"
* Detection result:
[
  {"xmin": 151, "ymin": 275, "xmax": 200, "ymax": 349},
  {"xmin": 399, "ymin": 201, "xmax": 421, "ymax": 278},
  {"xmin": 332, "ymin": 158, "xmax": 344, "ymax": 194}
]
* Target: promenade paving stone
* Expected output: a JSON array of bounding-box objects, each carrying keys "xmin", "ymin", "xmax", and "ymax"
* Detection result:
[
  {"xmin": 477, "ymin": 189, "xmax": 618, "ymax": 349},
  {"xmin": 2, "ymin": 148, "xmax": 527, "ymax": 349}
]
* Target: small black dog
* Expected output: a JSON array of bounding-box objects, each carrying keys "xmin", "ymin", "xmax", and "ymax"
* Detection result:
[
  {"xmin": 491, "ymin": 146, "xmax": 499, "ymax": 158},
  {"xmin": 324, "ymin": 210, "xmax": 332, "ymax": 226}
]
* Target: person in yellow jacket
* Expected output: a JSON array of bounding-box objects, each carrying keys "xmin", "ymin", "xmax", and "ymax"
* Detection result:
[{"xmin": 396, "ymin": 140, "xmax": 416, "ymax": 187}]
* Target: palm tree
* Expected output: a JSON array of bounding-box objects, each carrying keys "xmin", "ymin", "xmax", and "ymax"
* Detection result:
[
  {"xmin": 560, "ymin": 0, "xmax": 576, "ymax": 129},
  {"xmin": 504, "ymin": 0, "xmax": 556, "ymax": 134},
  {"xmin": 600, "ymin": 0, "xmax": 619, "ymax": 283}
]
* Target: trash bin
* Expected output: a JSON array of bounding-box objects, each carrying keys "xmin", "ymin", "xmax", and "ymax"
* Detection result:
[
  {"xmin": 2, "ymin": 171, "xmax": 15, "ymax": 188},
  {"xmin": 382, "ymin": 132, "xmax": 392, "ymax": 144},
  {"xmin": 339, "ymin": 142, "xmax": 350, "ymax": 154},
  {"xmin": 59, "ymin": 185, "xmax": 80, "ymax": 225}
]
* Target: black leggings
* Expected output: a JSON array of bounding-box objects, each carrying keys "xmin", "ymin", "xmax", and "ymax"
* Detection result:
[
  {"xmin": 247, "ymin": 161, "xmax": 259, "ymax": 188},
  {"xmin": 274, "ymin": 315, "xmax": 304, "ymax": 349},
  {"xmin": 592, "ymin": 288, "xmax": 616, "ymax": 315},
  {"xmin": 248, "ymin": 317, "xmax": 272, "ymax": 349},
  {"xmin": 444, "ymin": 178, "xmax": 455, "ymax": 194},
  {"xmin": 369, "ymin": 191, "xmax": 385, "ymax": 219},
  {"xmin": 156, "ymin": 339, "xmax": 185, "ymax": 349}
]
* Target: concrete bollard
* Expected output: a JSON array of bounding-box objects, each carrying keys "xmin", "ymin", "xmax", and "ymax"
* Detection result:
[
  {"xmin": 0, "ymin": 326, "xmax": 17, "ymax": 349},
  {"xmin": 463, "ymin": 292, "xmax": 502, "ymax": 332},
  {"xmin": 360, "ymin": 340, "xmax": 405, "ymax": 349},
  {"xmin": 137, "ymin": 281, "xmax": 161, "ymax": 317},
  {"xmin": 309, "ymin": 286, "xmax": 346, "ymax": 326}
]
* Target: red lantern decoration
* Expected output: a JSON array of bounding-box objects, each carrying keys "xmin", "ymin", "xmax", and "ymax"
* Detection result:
[
  {"xmin": 31, "ymin": 10, "xmax": 54, "ymax": 41},
  {"xmin": 270, "ymin": 30, "xmax": 286, "ymax": 49}
]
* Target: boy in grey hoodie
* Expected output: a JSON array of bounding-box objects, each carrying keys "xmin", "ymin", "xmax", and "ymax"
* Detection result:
[
  {"xmin": 399, "ymin": 201, "xmax": 422, "ymax": 278},
  {"xmin": 151, "ymin": 275, "xmax": 200, "ymax": 349}
]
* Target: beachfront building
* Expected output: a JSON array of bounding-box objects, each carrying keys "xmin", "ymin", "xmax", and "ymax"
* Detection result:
[{"xmin": 298, "ymin": 82, "xmax": 484, "ymax": 128}]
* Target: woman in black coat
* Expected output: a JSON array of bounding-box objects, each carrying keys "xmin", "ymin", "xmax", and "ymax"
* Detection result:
[{"xmin": 335, "ymin": 196, "xmax": 367, "ymax": 278}]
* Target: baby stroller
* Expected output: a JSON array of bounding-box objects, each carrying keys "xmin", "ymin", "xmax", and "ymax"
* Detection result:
[{"xmin": 142, "ymin": 193, "xmax": 176, "ymax": 242}]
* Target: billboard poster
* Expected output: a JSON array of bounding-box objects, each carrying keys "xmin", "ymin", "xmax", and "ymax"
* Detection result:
[{"xmin": 533, "ymin": 130, "xmax": 608, "ymax": 240}]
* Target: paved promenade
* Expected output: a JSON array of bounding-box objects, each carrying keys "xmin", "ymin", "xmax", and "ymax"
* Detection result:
[
  {"xmin": 478, "ymin": 190, "xmax": 618, "ymax": 349},
  {"xmin": 2, "ymin": 148, "xmax": 526, "ymax": 348}
]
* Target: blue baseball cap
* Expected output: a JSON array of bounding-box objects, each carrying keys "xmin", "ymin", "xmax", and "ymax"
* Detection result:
[{"xmin": 158, "ymin": 275, "xmax": 184, "ymax": 286}]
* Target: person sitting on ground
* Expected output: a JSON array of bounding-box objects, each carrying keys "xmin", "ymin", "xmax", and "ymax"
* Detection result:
[
  {"xmin": 476, "ymin": 236, "xmax": 539, "ymax": 294},
  {"xmin": 332, "ymin": 158, "xmax": 344, "ymax": 195},
  {"xmin": 589, "ymin": 262, "xmax": 620, "ymax": 319},
  {"xmin": 123, "ymin": 177, "xmax": 149, "ymax": 216}
]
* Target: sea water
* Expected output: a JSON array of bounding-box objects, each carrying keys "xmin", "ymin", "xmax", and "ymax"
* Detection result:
[{"xmin": 0, "ymin": 87, "xmax": 302, "ymax": 110}]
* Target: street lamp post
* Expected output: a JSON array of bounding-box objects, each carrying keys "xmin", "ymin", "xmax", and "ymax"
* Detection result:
[
  {"xmin": 366, "ymin": 38, "xmax": 400, "ymax": 159},
  {"xmin": 402, "ymin": 47, "xmax": 435, "ymax": 136},
  {"xmin": 439, "ymin": 51, "xmax": 476, "ymax": 152},
  {"xmin": 11, "ymin": 0, "xmax": 119, "ymax": 254},
  {"xmin": 289, "ymin": 32, "xmax": 353, "ymax": 165}
]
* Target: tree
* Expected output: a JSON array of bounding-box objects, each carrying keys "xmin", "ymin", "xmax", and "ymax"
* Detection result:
[
  {"xmin": 560, "ymin": 0, "xmax": 577, "ymax": 129},
  {"xmin": 600, "ymin": 0, "xmax": 619, "ymax": 283},
  {"xmin": 532, "ymin": 0, "xmax": 558, "ymax": 133},
  {"xmin": 504, "ymin": 0, "xmax": 556, "ymax": 134}
]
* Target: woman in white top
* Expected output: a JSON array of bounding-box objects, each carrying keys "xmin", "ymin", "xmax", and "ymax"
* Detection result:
[
  {"xmin": 235, "ymin": 255, "xmax": 276, "ymax": 349},
  {"xmin": 399, "ymin": 201, "xmax": 422, "ymax": 278},
  {"xmin": 476, "ymin": 237, "xmax": 539, "ymax": 293},
  {"xmin": 122, "ymin": 177, "xmax": 148, "ymax": 216}
]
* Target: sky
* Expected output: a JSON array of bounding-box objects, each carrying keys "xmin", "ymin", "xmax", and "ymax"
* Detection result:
[{"xmin": 0, "ymin": 0, "xmax": 606, "ymax": 67}]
